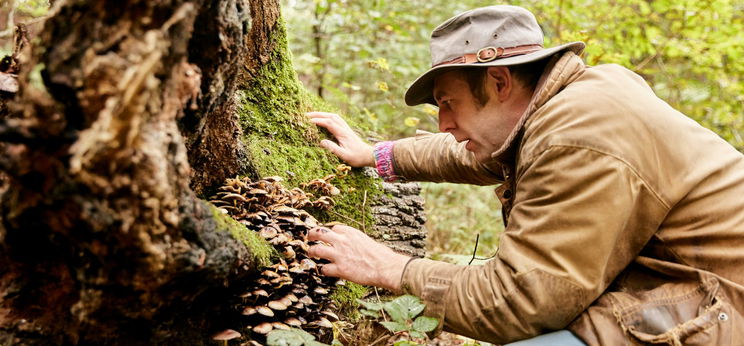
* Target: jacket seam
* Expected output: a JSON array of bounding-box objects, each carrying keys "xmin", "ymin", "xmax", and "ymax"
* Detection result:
[{"xmin": 519, "ymin": 144, "xmax": 671, "ymax": 210}]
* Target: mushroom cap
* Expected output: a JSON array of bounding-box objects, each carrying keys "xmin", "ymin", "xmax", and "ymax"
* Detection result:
[
  {"xmin": 212, "ymin": 329, "xmax": 241, "ymax": 341},
  {"xmin": 253, "ymin": 322, "xmax": 273, "ymax": 334},
  {"xmin": 268, "ymin": 299, "xmax": 289, "ymax": 311},
  {"xmin": 257, "ymin": 306, "xmax": 275, "ymax": 317}
]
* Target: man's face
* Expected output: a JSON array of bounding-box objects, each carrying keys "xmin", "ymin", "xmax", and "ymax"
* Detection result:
[{"xmin": 433, "ymin": 69, "xmax": 522, "ymax": 162}]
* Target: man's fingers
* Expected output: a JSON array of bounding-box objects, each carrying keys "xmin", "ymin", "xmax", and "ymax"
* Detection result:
[
  {"xmin": 319, "ymin": 139, "xmax": 344, "ymax": 157},
  {"xmin": 308, "ymin": 112, "xmax": 352, "ymax": 131},
  {"xmin": 319, "ymin": 263, "xmax": 340, "ymax": 278},
  {"xmin": 307, "ymin": 226, "xmax": 344, "ymax": 242},
  {"xmin": 307, "ymin": 111, "xmax": 338, "ymax": 119},
  {"xmin": 310, "ymin": 117, "xmax": 351, "ymax": 136},
  {"xmin": 330, "ymin": 224, "xmax": 355, "ymax": 234},
  {"xmin": 307, "ymin": 243, "xmax": 336, "ymax": 261}
]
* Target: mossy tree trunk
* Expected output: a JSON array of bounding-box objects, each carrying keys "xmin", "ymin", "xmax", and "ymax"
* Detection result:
[{"xmin": 0, "ymin": 0, "xmax": 425, "ymax": 344}]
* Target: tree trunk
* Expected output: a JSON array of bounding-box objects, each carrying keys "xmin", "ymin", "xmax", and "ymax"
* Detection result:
[{"xmin": 0, "ymin": 0, "xmax": 426, "ymax": 344}]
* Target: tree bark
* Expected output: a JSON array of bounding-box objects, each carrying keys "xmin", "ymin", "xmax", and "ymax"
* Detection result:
[
  {"xmin": 0, "ymin": 0, "xmax": 274, "ymax": 343},
  {"xmin": 0, "ymin": 0, "xmax": 426, "ymax": 343}
]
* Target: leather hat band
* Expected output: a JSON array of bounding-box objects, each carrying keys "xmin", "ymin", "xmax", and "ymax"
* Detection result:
[{"xmin": 433, "ymin": 44, "xmax": 544, "ymax": 67}]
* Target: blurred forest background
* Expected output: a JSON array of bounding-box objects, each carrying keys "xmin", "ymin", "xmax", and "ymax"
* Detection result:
[
  {"xmin": 2, "ymin": 0, "xmax": 743, "ymax": 262},
  {"xmin": 280, "ymin": 0, "xmax": 744, "ymax": 260}
]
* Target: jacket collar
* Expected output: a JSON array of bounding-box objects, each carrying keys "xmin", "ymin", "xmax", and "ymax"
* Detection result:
[{"xmin": 484, "ymin": 51, "xmax": 586, "ymax": 167}]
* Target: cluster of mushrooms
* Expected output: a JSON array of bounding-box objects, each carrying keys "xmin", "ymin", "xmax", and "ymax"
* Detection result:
[{"xmin": 211, "ymin": 166, "xmax": 352, "ymax": 344}]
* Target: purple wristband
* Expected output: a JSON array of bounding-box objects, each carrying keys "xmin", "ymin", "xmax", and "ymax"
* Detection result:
[{"xmin": 374, "ymin": 141, "xmax": 399, "ymax": 182}]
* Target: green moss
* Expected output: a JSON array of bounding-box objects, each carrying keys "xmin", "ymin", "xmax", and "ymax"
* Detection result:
[
  {"xmin": 210, "ymin": 204, "xmax": 277, "ymax": 268},
  {"xmin": 237, "ymin": 19, "xmax": 383, "ymax": 230},
  {"xmin": 330, "ymin": 282, "xmax": 369, "ymax": 319}
]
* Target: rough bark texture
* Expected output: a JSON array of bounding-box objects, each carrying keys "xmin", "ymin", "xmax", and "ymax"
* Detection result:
[
  {"xmin": 374, "ymin": 181, "xmax": 427, "ymax": 257},
  {"xmin": 181, "ymin": 0, "xmax": 281, "ymax": 196},
  {"xmin": 0, "ymin": 0, "xmax": 427, "ymax": 343},
  {"xmin": 0, "ymin": 0, "xmax": 267, "ymax": 343}
]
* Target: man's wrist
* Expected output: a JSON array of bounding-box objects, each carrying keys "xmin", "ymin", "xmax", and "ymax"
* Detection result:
[
  {"xmin": 365, "ymin": 144, "xmax": 376, "ymax": 167},
  {"xmin": 379, "ymin": 252, "xmax": 412, "ymax": 293}
]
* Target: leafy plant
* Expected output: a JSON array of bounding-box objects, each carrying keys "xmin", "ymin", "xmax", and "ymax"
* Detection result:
[{"xmin": 357, "ymin": 295, "xmax": 439, "ymax": 341}]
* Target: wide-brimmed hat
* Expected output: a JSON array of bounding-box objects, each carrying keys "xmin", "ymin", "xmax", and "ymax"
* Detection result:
[{"xmin": 405, "ymin": 5, "xmax": 585, "ymax": 106}]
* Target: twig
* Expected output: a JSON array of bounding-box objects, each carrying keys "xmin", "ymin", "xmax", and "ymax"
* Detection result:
[
  {"xmin": 329, "ymin": 210, "xmax": 364, "ymax": 228},
  {"xmin": 468, "ymin": 234, "xmax": 480, "ymax": 265},
  {"xmin": 369, "ymin": 334, "xmax": 390, "ymax": 346},
  {"xmin": 1, "ymin": 0, "xmax": 65, "ymax": 39},
  {"xmin": 467, "ymin": 233, "xmax": 497, "ymax": 264},
  {"xmin": 361, "ymin": 189, "xmax": 368, "ymax": 233},
  {"xmin": 12, "ymin": 24, "xmax": 29, "ymax": 58},
  {"xmin": 373, "ymin": 287, "xmax": 387, "ymax": 322}
]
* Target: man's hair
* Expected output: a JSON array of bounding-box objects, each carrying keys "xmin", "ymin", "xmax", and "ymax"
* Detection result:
[{"xmin": 462, "ymin": 57, "xmax": 550, "ymax": 108}]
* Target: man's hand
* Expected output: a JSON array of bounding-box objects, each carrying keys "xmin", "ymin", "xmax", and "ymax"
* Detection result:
[
  {"xmin": 307, "ymin": 224, "xmax": 411, "ymax": 292},
  {"xmin": 307, "ymin": 112, "xmax": 375, "ymax": 167}
]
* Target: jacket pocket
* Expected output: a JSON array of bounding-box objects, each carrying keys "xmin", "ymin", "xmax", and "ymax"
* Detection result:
[{"xmin": 614, "ymin": 280, "xmax": 735, "ymax": 345}]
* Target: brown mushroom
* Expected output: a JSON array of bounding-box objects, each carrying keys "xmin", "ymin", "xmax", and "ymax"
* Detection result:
[
  {"xmin": 261, "ymin": 270, "xmax": 280, "ymax": 278},
  {"xmin": 252, "ymin": 289, "xmax": 269, "ymax": 297},
  {"xmin": 259, "ymin": 227, "xmax": 278, "ymax": 239},
  {"xmin": 270, "ymin": 233, "xmax": 290, "ymax": 245},
  {"xmin": 212, "ymin": 329, "xmax": 241, "ymax": 341},
  {"xmin": 257, "ymin": 306, "xmax": 275, "ymax": 317},
  {"xmin": 253, "ymin": 322, "xmax": 273, "ymax": 334},
  {"xmin": 282, "ymin": 246, "xmax": 296, "ymax": 259},
  {"xmin": 279, "ymin": 295, "xmax": 293, "ymax": 306},
  {"xmin": 299, "ymin": 295, "xmax": 315, "ymax": 305},
  {"xmin": 300, "ymin": 258, "xmax": 317, "ymax": 271},
  {"xmin": 268, "ymin": 299, "xmax": 289, "ymax": 311},
  {"xmin": 311, "ymin": 317, "xmax": 334, "ymax": 329},
  {"xmin": 285, "ymin": 317, "xmax": 303, "ymax": 327},
  {"xmin": 322, "ymin": 310, "xmax": 340, "ymax": 321},
  {"xmin": 284, "ymin": 293, "xmax": 299, "ymax": 303},
  {"xmin": 271, "ymin": 322, "xmax": 291, "ymax": 330}
]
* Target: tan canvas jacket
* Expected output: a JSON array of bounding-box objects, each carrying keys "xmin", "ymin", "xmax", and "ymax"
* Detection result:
[{"xmin": 394, "ymin": 51, "xmax": 744, "ymax": 345}]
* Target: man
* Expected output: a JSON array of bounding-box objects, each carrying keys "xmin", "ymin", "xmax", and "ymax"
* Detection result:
[{"xmin": 306, "ymin": 5, "xmax": 744, "ymax": 345}]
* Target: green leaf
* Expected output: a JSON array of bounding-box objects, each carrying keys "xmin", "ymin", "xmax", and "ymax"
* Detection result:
[
  {"xmin": 393, "ymin": 340, "xmax": 418, "ymax": 346},
  {"xmin": 266, "ymin": 328, "xmax": 329, "ymax": 346},
  {"xmin": 385, "ymin": 295, "xmax": 425, "ymax": 321},
  {"xmin": 412, "ymin": 316, "xmax": 439, "ymax": 333},
  {"xmin": 360, "ymin": 308, "xmax": 380, "ymax": 318},
  {"xmin": 356, "ymin": 299, "xmax": 384, "ymax": 311},
  {"xmin": 379, "ymin": 321, "xmax": 408, "ymax": 333},
  {"xmin": 383, "ymin": 302, "xmax": 407, "ymax": 323}
]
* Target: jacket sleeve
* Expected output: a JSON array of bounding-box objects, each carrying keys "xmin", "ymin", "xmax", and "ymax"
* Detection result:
[
  {"xmin": 392, "ymin": 131, "xmax": 504, "ymax": 185},
  {"xmin": 400, "ymin": 145, "xmax": 670, "ymax": 343}
]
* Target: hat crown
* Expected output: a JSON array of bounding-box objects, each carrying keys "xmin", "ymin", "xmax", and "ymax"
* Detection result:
[{"xmin": 430, "ymin": 5, "xmax": 544, "ymax": 66}]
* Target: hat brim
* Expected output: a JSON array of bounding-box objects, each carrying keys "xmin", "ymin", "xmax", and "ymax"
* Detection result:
[{"xmin": 404, "ymin": 41, "xmax": 585, "ymax": 106}]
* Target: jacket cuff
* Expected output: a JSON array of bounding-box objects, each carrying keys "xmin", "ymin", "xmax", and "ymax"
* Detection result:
[{"xmin": 400, "ymin": 258, "xmax": 462, "ymax": 335}]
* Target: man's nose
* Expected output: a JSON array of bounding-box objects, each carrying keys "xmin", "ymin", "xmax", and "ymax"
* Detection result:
[{"xmin": 438, "ymin": 110, "xmax": 455, "ymax": 133}]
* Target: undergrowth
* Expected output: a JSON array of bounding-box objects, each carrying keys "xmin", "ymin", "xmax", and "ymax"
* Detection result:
[{"xmin": 421, "ymin": 182, "xmax": 504, "ymax": 262}]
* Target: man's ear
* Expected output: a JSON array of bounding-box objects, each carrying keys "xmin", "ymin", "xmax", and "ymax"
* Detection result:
[{"xmin": 486, "ymin": 66, "xmax": 512, "ymax": 102}]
